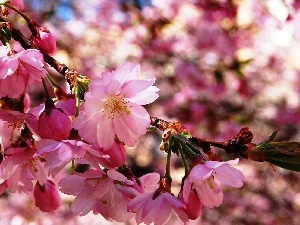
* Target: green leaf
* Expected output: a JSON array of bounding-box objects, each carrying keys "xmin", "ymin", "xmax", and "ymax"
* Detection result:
[
  {"xmin": 172, "ymin": 133, "xmax": 189, "ymax": 143},
  {"xmin": 147, "ymin": 127, "xmax": 157, "ymax": 132},
  {"xmin": 172, "ymin": 133, "xmax": 202, "ymax": 156},
  {"xmin": 186, "ymin": 142, "xmax": 201, "ymax": 154},
  {"xmin": 0, "ymin": 27, "xmax": 11, "ymax": 45},
  {"xmin": 256, "ymin": 130, "xmax": 278, "ymax": 149},
  {"xmin": 262, "ymin": 142, "xmax": 300, "ymax": 172}
]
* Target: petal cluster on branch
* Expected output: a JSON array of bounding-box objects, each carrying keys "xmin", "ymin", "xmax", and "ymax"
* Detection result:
[
  {"xmin": 2, "ymin": 0, "xmax": 284, "ymax": 224},
  {"xmin": 73, "ymin": 61, "xmax": 159, "ymax": 150}
]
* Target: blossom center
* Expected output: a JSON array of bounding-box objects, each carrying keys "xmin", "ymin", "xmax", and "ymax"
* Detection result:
[
  {"xmin": 207, "ymin": 176, "xmax": 216, "ymax": 190},
  {"xmin": 8, "ymin": 121, "xmax": 23, "ymax": 141},
  {"xmin": 104, "ymin": 95, "xmax": 131, "ymax": 118},
  {"xmin": 24, "ymin": 157, "xmax": 39, "ymax": 172}
]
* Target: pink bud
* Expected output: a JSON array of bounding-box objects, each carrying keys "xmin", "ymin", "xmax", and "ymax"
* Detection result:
[
  {"xmin": 179, "ymin": 190, "xmax": 202, "ymax": 220},
  {"xmin": 34, "ymin": 180, "xmax": 62, "ymax": 212},
  {"xmin": 98, "ymin": 141, "xmax": 126, "ymax": 168},
  {"xmin": 38, "ymin": 99, "xmax": 72, "ymax": 140},
  {"xmin": 32, "ymin": 26, "xmax": 56, "ymax": 55}
]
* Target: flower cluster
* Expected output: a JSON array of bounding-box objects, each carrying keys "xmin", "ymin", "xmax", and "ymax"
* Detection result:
[{"xmin": 0, "ymin": 2, "xmax": 248, "ymax": 225}]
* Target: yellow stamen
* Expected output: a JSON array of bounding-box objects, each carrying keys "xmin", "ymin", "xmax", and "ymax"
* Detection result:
[
  {"xmin": 8, "ymin": 121, "xmax": 23, "ymax": 141},
  {"xmin": 25, "ymin": 158, "xmax": 39, "ymax": 173},
  {"xmin": 71, "ymin": 159, "xmax": 75, "ymax": 170},
  {"xmin": 207, "ymin": 176, "xmax": 216, "ymax": 189},
  {"xmin": 104, "ymin": 95, "xmax": 131, "ymax": 118}
]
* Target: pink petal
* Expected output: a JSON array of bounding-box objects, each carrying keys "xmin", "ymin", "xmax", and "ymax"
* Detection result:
[
  {"xmin": 19, "ymin": 49, "xmax": 45, "ymax": 68},
  {"xmin": 205, "ymin": 158, "xmax": 239, "ymax": 168},
  {"xmin": 0, "ymin": 46, "xmax": 9, "ymax": 57},
  {"xmin": 107, "ymin": 169, "xmax": 128, "ymax": 182},
  {"xmin": 180, "ymin": 190, "xmax": 202, "ymax": 220},
  {"xmin": 163, "ymin": 193, "xmax": 186, "ymax": 209},
  {"xmin": 72, "ymin": 111, "xmax": 87, "ymax": 130},
  {"xmin": 71, "ymin": 191, "xmax": 96, "ymax": 216},
  {"xmin": 140, "ymin": 194, "xmax": 157, "ymax": 221},
  {"xmin": 74, "ymin": 112, "xmax": 101, "ymax": 148},
  {"xmin": 113, "ymin": 116, "xmax": 138, "ymax": 147},
  {"xmin": 31, "ymin": 161, "xmax": 47, "ymax": 185},
  {"xmin": 122, "ymin": 103, "xmax": 150, "ymax": 133},
  {"xmin": 214, "ymin": 165, "xmax": 244, "ymax": 188},
  {"xmin": 127, "ymin": 86, "xmax": 159, "ymax": 105},
  {"xmin": 36, "ymin": 139, "xmax": 61, "ymax": 155},
  {"xmin": 139, "ymin": 173, "xmax": 160, "ymax": 191},
  {"xmin": 105, "ymin": 79, "xmax": 122, "ymax": 95},
  {"xmin": 128, "ymin": 192, "xmax": 153, "ymax": 212},
  {"xmin": 89, "ymin": 80, "xmax": 107, "ymax": 99},
  {"xmin": 90, "ymin": 179, "xmax": 114, "ymax": 200},
  {"xmin": 182, "ymin": 178, "xmax": 193, "ymax": 203},
  {"xmin": 195, "ymin": 182, "xmax": 223, "ymax": 208},
  {"xmin": 113, "ymin": 62, "xmax": 140, "ymax": 85},
  {"xmin": 0, "ymin": 74, "xmax": 26, "ymax": 97},
  {"xmin": 120, "ymin": 78, "xmax": 155, "ymax": 98},
  {"xmin": 0, "ymin": 60, "xmax": 18, "ymax": 78},
  {"xmin": 59, "ymin": 175, "xmax": 86, "ymax": 195},
  {"xmin": 144, "ymin": 195, "xmax": 172, "ymax": 225},
  {"xmin": 112, "ymin": 104, "xmax": 150, "ymax": 147},
  {"xmin": 96, "ymin": 113, "xmax": 115, "ymax": 150},
  {"xmin": 189, "ymin": 164, "xmax": 212, "ymax": 181},
  {"xmin": 55, "ymin": 98, "xmax": 76, "ymax": 116}
]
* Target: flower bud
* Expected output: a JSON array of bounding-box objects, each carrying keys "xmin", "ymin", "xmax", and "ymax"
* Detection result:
[
  {"xmin": 98, "ymin": 141, "xmax": 126, "ymax": 168},
  {"xmin": 179, "ymin": 190, "xmax": 202, "ymax": 220},
  {"xmin": 32, "ymin": 24, "xmax": 56, "ymax": 55},
  {"xmin": 38, "ymin": 99, "xmax": 72, "ymax": 140},
  {"xmin": 34, "ymin": 180, "xmax": 62, "ymax": 212}
]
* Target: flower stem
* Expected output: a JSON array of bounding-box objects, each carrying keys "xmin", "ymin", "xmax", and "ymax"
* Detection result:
[
  {"xmin": 42, "ymin": 78, "xmax": 51, "ymax": 99},
  {"xmin": 178, "ymin": 144, "xmax": 189, "ymax": 175},
  {"xmin": 75, "ymin": 86, "xmax": 80, "ymax": 117},
  {"xmin": 46, "ymin": 73, "xmax": 60, "ymax": 88},
  {"xmin": 165, "ymin": 148, "xmax": 172, "ymax": 180}
]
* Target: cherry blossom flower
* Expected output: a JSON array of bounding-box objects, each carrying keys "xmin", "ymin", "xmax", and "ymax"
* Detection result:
[
  {"xmin": 35, "ymin": 139, "xmax": 108, "ymax": 176},
  {"xmin": 0, "ymin": 145, "xmax": 47, "ymax": 193},
  {"xmin": 0, "ymin": 110, "xmax": 36, "ymax": 150},
  {"xmin": 183, "ymin": 158, "xmax": 245, "ymax": 208},
  {"xmin": 73, "ymin": 61, "xmax": 159, "ymax": 150},
  {"xmin": 59, "ymin": 169, "xmax": 135, "ymax": 222},
  {"xmin": 0, "ymin": 119, "xmax": 21, "ymax": 150},
  {"xmin": 128, "ymin": 190, "xmax": 186, "ymax": 225},
  {"xmin": 34, "ymin": 180, "xmax": 62, "ymax": 212},
  {"xmin": 0, "ymin": 47, "xmax": 47, "ymax": 98}
]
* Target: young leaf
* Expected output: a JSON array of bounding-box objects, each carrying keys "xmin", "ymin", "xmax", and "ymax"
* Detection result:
[
  {"xmin": 256, "ymin": 130, "xmax": 278, "ymax": 149},
  {"xmin": 261, "ymin": 142, "xmax": 300, "ymax": 172}
]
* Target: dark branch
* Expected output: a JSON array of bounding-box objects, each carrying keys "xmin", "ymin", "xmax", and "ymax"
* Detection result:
[{"xmin": 0, "ymin": 16, "xmax": 69, "ymax": 76}]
